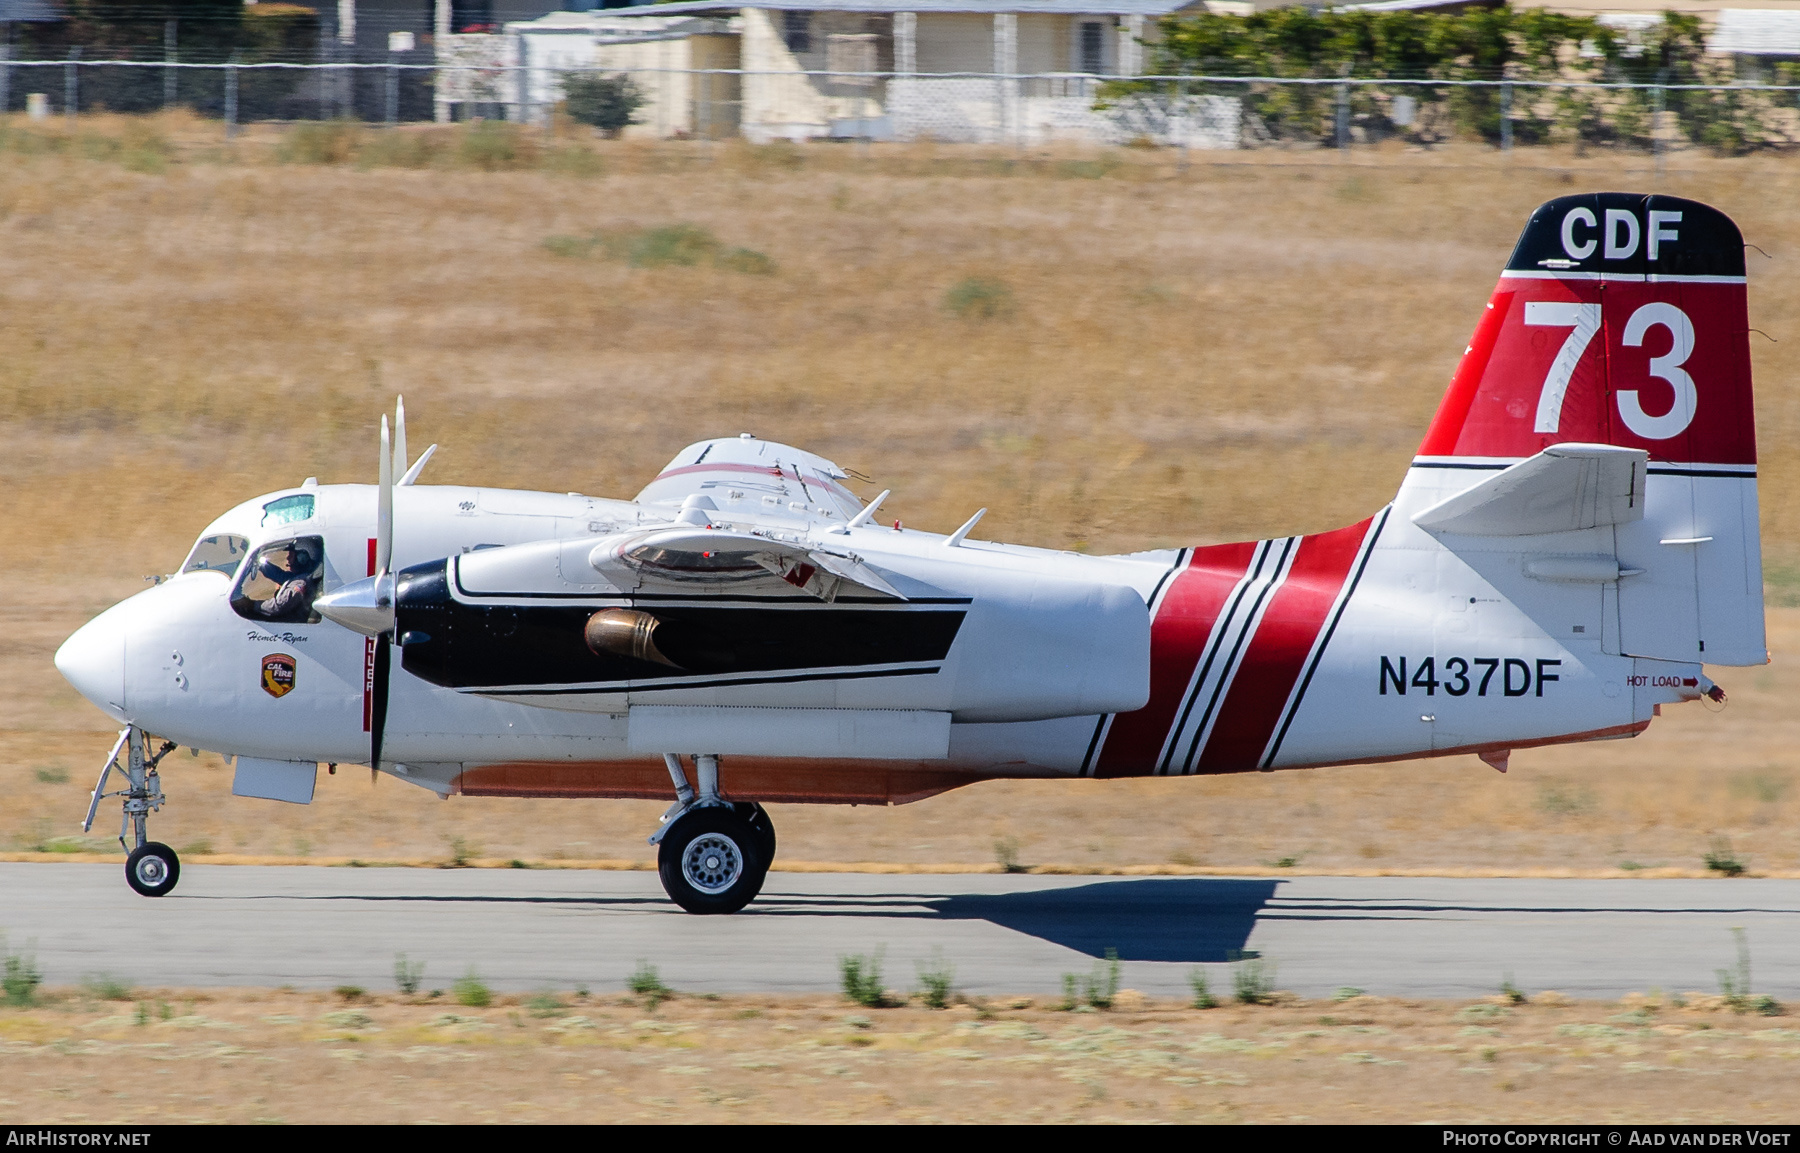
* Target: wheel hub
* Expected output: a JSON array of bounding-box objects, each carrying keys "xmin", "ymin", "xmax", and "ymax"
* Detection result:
[
  {"xmin": 134, "ymin": 855, "xmax": 167, "ymax": 887},
  {"xmin": 681, "ymin": 833, "xmax": 743, "ymax": 895}
]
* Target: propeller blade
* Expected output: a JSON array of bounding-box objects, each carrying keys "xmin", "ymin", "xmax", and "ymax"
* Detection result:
[
  {"xmin": 398, "ymin": 443, "xmax": 437, "ymax": 486},
  {"xmin": 377, "ymin": 415, "xmax": 394, "ymax": 579},
  {"xmin": 393, "ymin": 396, "xmax": 408, "ymax": 493}
]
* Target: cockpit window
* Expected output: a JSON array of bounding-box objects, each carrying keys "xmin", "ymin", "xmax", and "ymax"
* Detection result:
[
  {"xmin": 180, "ymin": 534, "xmax": 250, "ymax": 579},
  {"xmin": 231, "ymin": 536, "xmax": 326, "ymax": 624},
  {"xmin": 261, "ymin": 494, "xmax": 315, "ymax": 528}
]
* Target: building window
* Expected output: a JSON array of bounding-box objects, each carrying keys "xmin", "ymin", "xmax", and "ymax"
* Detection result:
[
  {"xmin": 1080, "ymin": 21, "xmax": 1105, "ymax": 75},
  {"xmin": 784, "ymin": 11, "xmax": 812, "ymax": 55},
  {"xmin": 452, "ymin": 0, "xmax": 494, "ymax": 34}
]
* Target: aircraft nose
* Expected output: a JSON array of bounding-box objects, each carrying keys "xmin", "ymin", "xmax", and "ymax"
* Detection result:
[{"xmin": 55, "ymin": 613, "xmax": 128, "ymax": 722}]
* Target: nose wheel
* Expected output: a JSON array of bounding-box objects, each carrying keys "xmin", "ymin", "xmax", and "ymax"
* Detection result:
[
  {"xmin": 85, "ymin": 726, "xmax": 182, "ymax": 898},
  {"xmin": 126, "ymin": 842, "xmax": 181, "ymax": 897}
]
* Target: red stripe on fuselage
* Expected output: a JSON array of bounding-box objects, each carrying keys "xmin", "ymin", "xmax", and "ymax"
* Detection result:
[
  {"xmin": 1193, "ymin": 518, "xmax": 1374, "ymax": 773},
  {"xmin": 1092, "ymin": 542, "xmax": 1256, "ymax": 778}
]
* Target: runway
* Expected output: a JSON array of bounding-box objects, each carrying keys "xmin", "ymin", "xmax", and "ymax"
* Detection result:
[{"xmin": 5, "ymin": 864, "xmax": 1798, "ymax": 1000}]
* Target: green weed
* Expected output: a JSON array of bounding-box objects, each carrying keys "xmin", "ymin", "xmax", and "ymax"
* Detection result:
[
  {"xmin": 1704, "ymin": 837, "xmax": 1747, "ymax": 877},
  {"xmin": 1062, "ymin": 949, "xmax": 1122, "ymax": 1010},
  {"xmin": 393, "ymin": 953, "xmax": 425, "ymax": 996},
  {"xmin": 840, "ymin": 949, "xmax": 896, "ymax": 1008},
  {"xmin": 628, "ymin": 960, "xmax": 674, "ymax": 1009},
  {"xmin": 453, "ymin": 970, "xmax": 492, "ymax": 1008},
  {"xmin": 2, "ymin": 936, "xmax": 41, "ymax": 1007},
  {"xmin": 944, "ymin": 276, "xmax": 1014, "ymax": 320},
  {"xmin": 915, "ymin": 949, "xmax": 956, "ymax": 1009},
  {"xmin": 1231, "ymin": 954, "xmax": 1276, "ymax": 1005},
  {"xmin": 1188, "ymin": 969, "xmax": 1218, "ymax": 1009},
  {"xmin": 81, "ymin": 973, "xmax": 132, "ymax": 1001}
]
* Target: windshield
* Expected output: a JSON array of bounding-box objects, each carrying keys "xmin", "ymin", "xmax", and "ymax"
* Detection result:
[
  {"xmin": 231, "ymin": 536, "xmax": 326, "ymax": 624},
  {"xmin": 180, "ymin": 534, "xmax": 250, "ymax": 579}
]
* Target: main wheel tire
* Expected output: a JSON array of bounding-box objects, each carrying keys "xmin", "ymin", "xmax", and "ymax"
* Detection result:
[
  {"xmin": 657, "ymin": 807, "xmax": 765, "ymax": 915},
  {"xmin": 737, "ymin": 802, "xmax": 777, "ymax": 863},
  {"xmin": 125, "ymin": 842, "xmax": 180, "ymax": 898}
]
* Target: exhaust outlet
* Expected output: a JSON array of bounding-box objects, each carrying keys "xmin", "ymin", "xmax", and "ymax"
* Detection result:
[{"xmin": 585, "ymin": 608, "xmax": 682, "ymax": 669}]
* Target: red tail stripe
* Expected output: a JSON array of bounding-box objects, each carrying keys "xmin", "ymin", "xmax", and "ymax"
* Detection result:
[
  {"xmin": 1417, "ymin": 289, "xmax": 1512, "ymax": 457},
  {"xmin": 1195, "ymin": 518, "xmax": 1374, "ymax": 775},
  {"xmin": 1093, "ymin": 542, "xmax": 1255, "ymax": 779}
]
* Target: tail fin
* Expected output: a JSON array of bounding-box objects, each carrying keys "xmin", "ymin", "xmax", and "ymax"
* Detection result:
[{"xmin": 1413, "ymin": 193, "xmax": 1764, "ymax": 666}]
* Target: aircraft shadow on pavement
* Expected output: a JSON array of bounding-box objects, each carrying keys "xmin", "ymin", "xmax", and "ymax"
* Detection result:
[{"xmin": 929, "ymin": 878, "xmax": 1279, "ymax": 963}]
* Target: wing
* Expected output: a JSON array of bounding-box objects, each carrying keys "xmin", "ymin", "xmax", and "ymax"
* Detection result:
[{"xmin": 634, "ymin": 436, "xmax": 867, "ymax": 529}]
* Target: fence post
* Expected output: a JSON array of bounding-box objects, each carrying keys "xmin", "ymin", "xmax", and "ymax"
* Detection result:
[
  {"xmin": 386, "ymin": 49, "xmax": 398, "ymax": 125},
  {"xmin": 1335, "ymin": 72, "xmax": 1349, "ymax": 151},
  {"xmin": 225, "ymin": 52, "xmax": 239, "ymax": 139},
  {"xmin": 0, "ymin": 27, "xmax": 10, "ymax": 119},
  {"xmin": 1653, "ymin": 68, "xmax": 1666, "ymax": 181},
  {"xmin": 164, "ymin": 19, "xmax": 178, "ymax": 109},
  {"xmin": 64, "ymin": 47, "xmax": 79, "ymax": 123},
  {"xmin": 1500, "ymin": 81, "xmax": 1512, "ymax": 151}
]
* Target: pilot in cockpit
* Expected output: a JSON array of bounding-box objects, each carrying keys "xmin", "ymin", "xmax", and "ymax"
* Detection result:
[{"xmin": 253, "ymin": 542, "xmax": 319, "ymax": 620}]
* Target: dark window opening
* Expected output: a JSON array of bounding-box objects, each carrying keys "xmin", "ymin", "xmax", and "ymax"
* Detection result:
[
  {"xmin": 1080, "ymin": 22, "xmax": 1105, "ymax": 75},
  {"xmin": 451, "ymin": 0, "xmax": 494, "ymax": 34},
  {"xmin": 784, "ymin": 11, "xmax": 812, "ymax": 55}
]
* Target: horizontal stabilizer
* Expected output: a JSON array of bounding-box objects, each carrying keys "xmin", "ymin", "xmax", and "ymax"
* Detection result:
[
  {"xmin": 1413, "ymin": 443, "xmax": 1646, "ymax": 537},
  {"xmin": 591, "ymin": 527, "xmax": 907, "ymax": 601}
]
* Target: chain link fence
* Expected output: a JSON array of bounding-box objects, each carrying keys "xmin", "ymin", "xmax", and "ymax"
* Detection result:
[{"xmin": 3, "ymin": 57, "xmax": 1799, "ymax": 153}]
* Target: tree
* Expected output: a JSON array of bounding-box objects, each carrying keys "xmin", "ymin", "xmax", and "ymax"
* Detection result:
[{"xmin": 562, "ymin": 72, "xmax": 645, "ymax": 136}]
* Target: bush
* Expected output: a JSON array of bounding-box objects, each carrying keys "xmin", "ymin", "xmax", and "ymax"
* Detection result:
[
  {"xmin": 563, "ymin": 73, "xmax": 646, "ymax": 135},
  {"xmin": 1231, "ymin": 954, "xmax": 1276, "ymax": 1005},
  {"xmin": 944, "ymin": 277, "xmax": 1015, "ymax": 320},
  {"xmin": 394, "ymin": 953, "xmax": 425, "ymax": 996},
  {"xmin": 1715, "ymin": 928, "xmax": 1779, "ymax": 1014},
  {"xmin": 543, "ymin": 224, "xmax": 775, "ymax": 275},
  {"xmin": 457, "ymin": 121, "xmax": 533, "ymax": 172},
  {"xmin": 915, "ymin": 949, "xmax": 956, "ymax": 1010},
  {"xmin": 453, "ymin": 970, "xmax": 492, "ymax": 1008},
  {"xmin": 1062, "ymin": 949, "xmax": 1121, "ymax": 1010},
  {"xmin": 994, "ymin": 836, "xmax": 1027, "ymax": 874},
  {"xmin": 841, "ymin": 949, "xmax": 896, "ymax": 1008},
  {"xmin": 628, "ymin": 961, "xmax": 674, "ymax": 1009},
  {"xmin": 1188, "ymin": 969, "xmax": 1218, "ymax": 1009},
  {"xmin": 82, "ymin": 973, "xmax": 133, "ymax": 1001},
  {"xmin": 2, "ymin": 937, "xmax": 42, "ymax": 1007},
  {"xmin": 278, "ymin": 120, "xmax": 362, "ymax": 165},
  {"xmin": 1705, "ymin": 837, "xmax": 1747, "ymax": 877}
]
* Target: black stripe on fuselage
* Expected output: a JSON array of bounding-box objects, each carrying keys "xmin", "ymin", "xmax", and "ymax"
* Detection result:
[
  {"xmin": 473, "ymin": 665, "xmax": 941, "ymax": 696},
  {"xmin": 396, "ymin": 563, "xmax": 966, "ymax": 691}
]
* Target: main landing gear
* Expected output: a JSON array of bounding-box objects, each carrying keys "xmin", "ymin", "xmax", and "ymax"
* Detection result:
[
  {"xmin": 651, "ymin": 754, "xmax": 775, "ymax": 915},
  {"xmin": 85, "ymin": 726, "xmax": 181, "ymax": 897}
]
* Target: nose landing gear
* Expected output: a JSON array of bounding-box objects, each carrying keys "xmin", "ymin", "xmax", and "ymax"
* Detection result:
[
  {"xmin": 650, "ymin": 754, "xmax": 775, "ymax": 915},
  {"xmin": 84, "ymin": 726, "xmax": 181, "ymax": 897}
]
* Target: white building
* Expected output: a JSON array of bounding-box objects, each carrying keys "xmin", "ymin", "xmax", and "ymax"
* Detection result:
[{"xmin": 482, "ymin": 0, "xmax": 1244, "ymax": 146}]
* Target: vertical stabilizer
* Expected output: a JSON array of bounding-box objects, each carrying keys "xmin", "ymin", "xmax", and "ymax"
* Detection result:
[{"xmin": 1413, "ymin": 194, "xmax": 1763, "ymax": 666}]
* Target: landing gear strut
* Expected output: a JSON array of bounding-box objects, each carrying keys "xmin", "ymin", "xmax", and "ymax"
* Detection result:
[
  {"xmin": 85, "ymin": 726, "xmax": 181, "ymax": 897},
  {"xmin": 651, "ymin": 754, "xmax": 774, "ymax": 915}
]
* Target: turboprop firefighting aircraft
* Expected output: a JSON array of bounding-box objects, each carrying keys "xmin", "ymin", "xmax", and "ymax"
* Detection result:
[{"xmin": 56, "ymin": 192, "xmax": 1763, "ymax": 913}]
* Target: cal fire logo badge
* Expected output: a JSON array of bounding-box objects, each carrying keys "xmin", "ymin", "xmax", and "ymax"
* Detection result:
[{"xmin": 261, "ymin": 654, "xmax": 297, "ymax": 699}]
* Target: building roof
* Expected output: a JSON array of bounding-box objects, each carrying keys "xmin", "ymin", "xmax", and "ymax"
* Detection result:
[
  {"xmin": 606, "ymin": 0, "xmax": 1205, "ymax": 16},
  {"xmin": 1710, "ymin": 8, "xmax": 1800, "ymax": 55},
  {"xmin": 0, "ymin": 0, "xmax": 59, "ymax": 21}
]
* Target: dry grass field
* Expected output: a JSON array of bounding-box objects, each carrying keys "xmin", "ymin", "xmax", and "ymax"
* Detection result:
[
  {"xmin": 1, "ymin": 985, "xmax": 1795, "ymax": 1124},
  {"xmin": 4, "ymin": 113, "xmax": 1800, "ymax": 874}
]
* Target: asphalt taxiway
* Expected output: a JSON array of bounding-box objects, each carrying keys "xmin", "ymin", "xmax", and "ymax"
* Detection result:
[{"xmin": 5, "ymin": 865, "xmax": 1796, "ymax": 999}]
